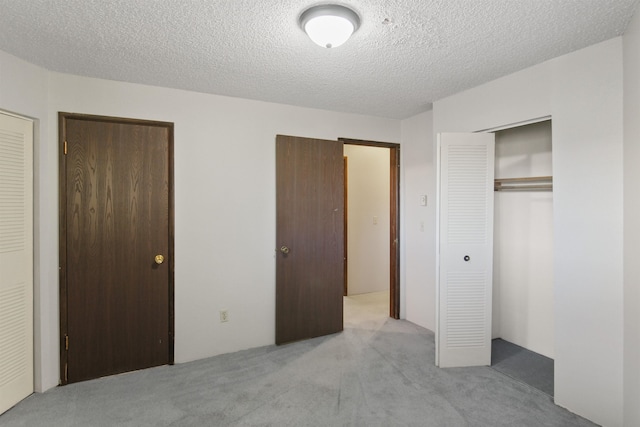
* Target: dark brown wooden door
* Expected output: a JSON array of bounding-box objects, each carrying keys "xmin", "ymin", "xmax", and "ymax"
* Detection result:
[
  {"xmin": 276, "ymin": 135, "xmax": 344, "ymax": 345},
  {"xmin": 59, "ymin": 114, "xmax": 173, "ymax": 384}
]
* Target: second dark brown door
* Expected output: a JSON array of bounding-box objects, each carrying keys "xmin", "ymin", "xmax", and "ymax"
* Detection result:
[
  {"xmin": 60, "ymin": 114, "xmax": 173, "ymax": 384},
  {"xmin": 275, "ymin": 135, "xmax": 344, "ymax": 345}
]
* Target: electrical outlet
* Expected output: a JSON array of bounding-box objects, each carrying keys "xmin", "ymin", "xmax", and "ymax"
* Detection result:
[{"xmin": 220, "ymin": 310, "xmax": 229, "ymax": 323}]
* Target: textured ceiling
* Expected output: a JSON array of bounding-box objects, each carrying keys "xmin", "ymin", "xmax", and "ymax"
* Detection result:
[{"xmin": 0, "ymin": 0, "xmax": 638, "ymax": 119}]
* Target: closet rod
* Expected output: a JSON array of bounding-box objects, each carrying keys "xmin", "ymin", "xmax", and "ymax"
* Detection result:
[
  {"xmin": 494, "ymin": 175, "xmax": 553, "ymax": 192},
  {"xmin": 494, "ymin": 176, "xmax": 552, "ymax": 183},
  {"xmin": 494, "ymin": 184, "xmax": 553, "ymax": 191}
]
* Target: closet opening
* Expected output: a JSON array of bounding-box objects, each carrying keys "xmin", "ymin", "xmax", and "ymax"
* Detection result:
[{"xmin": 490, "ymin": 119, "xmax": 554, "ymax": 396}]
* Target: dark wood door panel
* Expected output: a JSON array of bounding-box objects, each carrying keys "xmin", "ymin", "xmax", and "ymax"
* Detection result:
[
  {"xmin": 60, "ymin": 114, "xmax": 173, "ymax": 384},
  {"xmin": 275, "ymin": 135, "xmax": 344, "ymax": 345}
]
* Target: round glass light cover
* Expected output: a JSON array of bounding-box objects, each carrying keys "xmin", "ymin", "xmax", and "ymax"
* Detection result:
[{"xmin": 304, "ymin": 15, "xmax": 355, "ymax": 48}]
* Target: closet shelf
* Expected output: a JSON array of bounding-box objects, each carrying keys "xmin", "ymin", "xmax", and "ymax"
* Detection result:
[{"xmin": 494, "ymin": 176, "xmax": 553, "ymax": 192}]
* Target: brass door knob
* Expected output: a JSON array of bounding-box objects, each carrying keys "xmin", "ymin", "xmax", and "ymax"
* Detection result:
[
  {"xmin": 155, "ymin": 254, "xmax": 165, "ymax": 264},
  {"xmin": 280, "ymin": 246, "xmax": 290, "ymax": 254}
]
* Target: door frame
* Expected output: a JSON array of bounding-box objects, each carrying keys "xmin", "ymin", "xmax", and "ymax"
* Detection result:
[
  {"xmin": 343, "ymin": 156, "xmax": 349, "ymax": 296},
  {"xmin": 339, "ymin": 138, "xmax": 401, "ymax": 319},
  {"xmin": 58, "ymin": 112, "xmax": 175, "ymax": 385}
]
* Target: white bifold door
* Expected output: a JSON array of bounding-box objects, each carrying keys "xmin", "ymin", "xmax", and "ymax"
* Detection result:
[
  {"xmin": 0, "ymin": 113, "xmax": 33, "ymax": 414},
  {"xmin": 436, "ymin": 132, "xmax": 495, "ymax": 368}
]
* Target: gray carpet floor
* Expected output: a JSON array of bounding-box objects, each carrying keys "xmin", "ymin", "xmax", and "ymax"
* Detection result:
[
  {"xmin": 491, "ymin": 338, "xmax": 554, "ymax": 397},
  {"xmin": 1, "ymin": 292, "xmax": 596, "ymax": 426}
]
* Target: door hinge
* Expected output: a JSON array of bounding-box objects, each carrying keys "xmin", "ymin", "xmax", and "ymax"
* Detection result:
[
  {"xmin": 65, "ymin": 334, "xmax": 69, "ymax": 351},
  {"xmin": 64, "ymin": 363, "xmax": 68, "ymax": 383},
  {"xmin": 63, "ymin": 140, "xmax": 68, "ymax": 155}
]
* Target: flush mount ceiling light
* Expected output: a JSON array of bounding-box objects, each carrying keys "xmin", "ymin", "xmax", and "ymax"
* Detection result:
[{"xmin": 300, "ymin": 4, "xmax": 360, "ymax": 48}]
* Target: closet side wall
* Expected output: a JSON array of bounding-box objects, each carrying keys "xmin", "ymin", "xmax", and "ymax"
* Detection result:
[{"xmin": 492, "ymin": 121, "xmax": 554, "ymax": 358}]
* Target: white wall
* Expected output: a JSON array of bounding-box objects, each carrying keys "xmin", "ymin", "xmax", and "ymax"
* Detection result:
[
  {"xmin": 492, "ymin": 121, "xmax": 554, "ymax": 358},
  {"xmin": 0, "ymin": 46, "xmax": 404, "ymax": 392},
  {"xmin": 1, "ymin": 26, "xmax": 634, "ymax": 425},
  {"xmin": 38, "ymin": 72, "xmax": 400, "ymax": 389},
  {"xmin": 401, "ymin": 110, "xmax": 436, "ymax": 330},
  {"xmin": 0, "ymin": 50, "xmax": 57, "ymax": 393},
  {"xmin": 623, "ymin": 7, "xmax": 640, "ymax": 427},
  {"xmin": 343, "ymin": 145, "xmax": 390, "ymax": 296},
  {"xmin": 434, "ymin": 39, "xmax": 624, "ymax": 426}
]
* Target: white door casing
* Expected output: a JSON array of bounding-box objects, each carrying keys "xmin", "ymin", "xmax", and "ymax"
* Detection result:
[
  {"xmin": 0, "ymin": 113, "xmax": 33, "ymax": 414},
  {"xmin": 436, "ymin": 132, "xmax": 495, "ymax": 368}
]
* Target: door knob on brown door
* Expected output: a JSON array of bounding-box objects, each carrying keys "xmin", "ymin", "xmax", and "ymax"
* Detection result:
[
  {"xmin": 154, "ymin": 254, "xmax": 165, "ymax": 264},
  {"xmin": 280, "ymin": 246, "xmax": 290, "ymax": 254}
]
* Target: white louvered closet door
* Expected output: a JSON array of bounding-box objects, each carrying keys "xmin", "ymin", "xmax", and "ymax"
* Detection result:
[
  {"xmin": 436, "ymin": 132, "xmax": 494, "ymax": 368},
  {"xmin": 0, "ymin": 113, "xmax": 33, "ymax": 414}
]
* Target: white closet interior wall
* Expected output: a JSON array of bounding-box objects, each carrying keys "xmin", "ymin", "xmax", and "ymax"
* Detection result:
[{"xmin": 492, "ymin": 120, "xmax": 554, "ymax": 358}]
